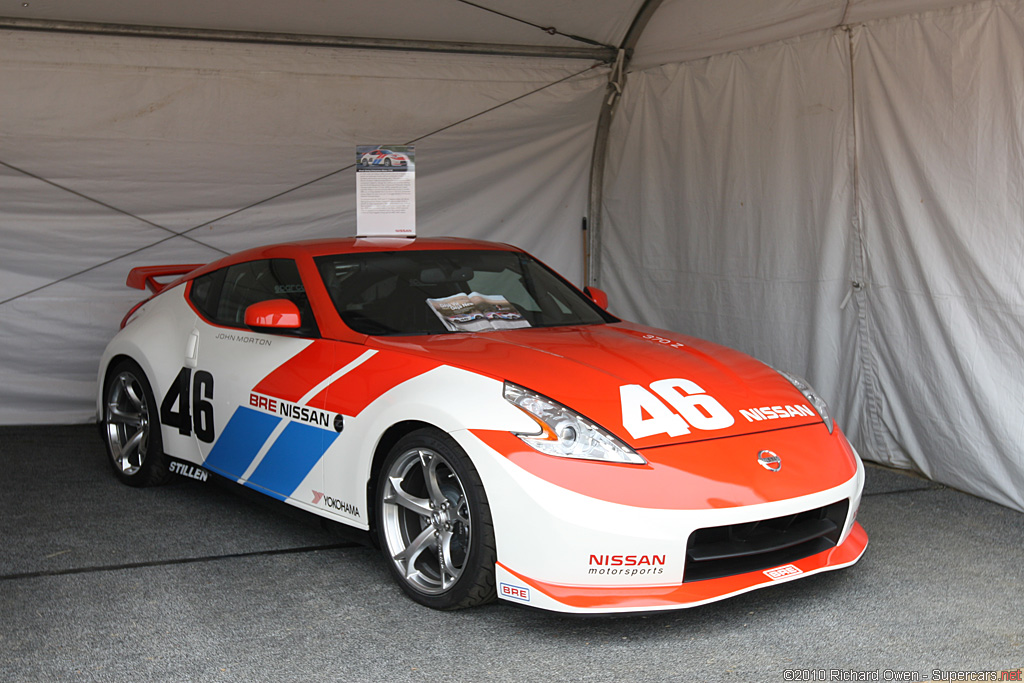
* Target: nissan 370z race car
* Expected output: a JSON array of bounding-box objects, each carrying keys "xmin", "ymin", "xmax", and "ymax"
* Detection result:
[{"xmin": 97, "ymin": 237, "xmax": 867, "ymax": 613}]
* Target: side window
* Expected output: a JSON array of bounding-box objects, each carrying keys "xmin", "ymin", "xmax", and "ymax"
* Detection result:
[
  {"xmin": 188, "ymin": 271, "xmax": 221, "ymax": 320},
  {"xmin": 209, "ymin": 259, "xmax": 319, "ymax": 337}
]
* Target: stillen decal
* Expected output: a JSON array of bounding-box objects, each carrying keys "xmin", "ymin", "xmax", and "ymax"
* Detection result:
[{"xmin": 168, "ymin": 459, "xmax": 209, "ymax": 482}]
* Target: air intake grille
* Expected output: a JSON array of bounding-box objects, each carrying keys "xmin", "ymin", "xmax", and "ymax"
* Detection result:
[{"xmin": 683, "ymin": 500, "xmax": 849, "ymax": 582}]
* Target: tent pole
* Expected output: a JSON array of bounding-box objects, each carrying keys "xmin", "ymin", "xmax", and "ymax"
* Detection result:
[
  {"xmin": 585, "ymin": 0, "xmax": 666, "ymax": 287},
  {"xmin": 0, "ymin": 17, "xmax": 616, "ymax": 62}
]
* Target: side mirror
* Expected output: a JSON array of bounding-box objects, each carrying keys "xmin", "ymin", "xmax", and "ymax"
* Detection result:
[
  {"xmin": 245, "ymin": 299, "xmax": 301, "ymax": 331},
  {"xmin": 583, "ymin": 286, "xmax": 609, "ymax": 310}
]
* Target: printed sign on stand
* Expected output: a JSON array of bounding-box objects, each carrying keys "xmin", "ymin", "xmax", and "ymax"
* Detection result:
[{"xmin": 356, "ymin": 145, "xmax": 415, "ymax": 237}]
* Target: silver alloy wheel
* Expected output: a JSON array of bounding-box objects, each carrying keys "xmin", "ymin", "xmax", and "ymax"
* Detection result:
[
  {"xmin": 105, "ymin": 370, "xmax": 151, "ymax": 476},
  {"xmin": 380, "ymin": 447, "xmax": 472, "ymax": 595}
]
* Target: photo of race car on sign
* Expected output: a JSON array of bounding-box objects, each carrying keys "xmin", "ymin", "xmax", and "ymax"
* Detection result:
[
  {"xmin": 357, "ymin": 146, "xmax": 413, "ymax": 170},
  {"xmin": 98, "ymin": 237, "xmax": 867, "ymax": 613}
]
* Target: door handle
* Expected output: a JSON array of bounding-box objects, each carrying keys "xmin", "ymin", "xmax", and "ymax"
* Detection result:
[{"xmin": 185, "ymin": 329, "xmax": 199, "ymax": 368}]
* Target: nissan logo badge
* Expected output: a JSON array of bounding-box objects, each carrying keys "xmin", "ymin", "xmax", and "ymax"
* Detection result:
[{"xmin": 757, "ymin": 449, "xmax": 782, "ymax": 472}]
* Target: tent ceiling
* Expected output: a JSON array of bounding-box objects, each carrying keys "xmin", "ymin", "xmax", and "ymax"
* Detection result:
[
  {"xmin": 2, "ymin": 0, "xmax": 977, "ymax": 68},
  {"xmin": 0, "ymin": 0, "xmax": 643, "ymax": 55}
]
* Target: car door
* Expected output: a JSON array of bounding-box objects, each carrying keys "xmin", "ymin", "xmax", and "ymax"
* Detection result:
[{"xmin": 189, "ymin": 257, "xmax": 337, "ymax": 502}]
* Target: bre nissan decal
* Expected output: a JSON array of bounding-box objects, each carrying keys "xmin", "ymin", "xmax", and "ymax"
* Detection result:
[
  {"xmin": 249, "ymin": 392, "xmax": 338, "ymax": 430},
  {"xmin": 588, "ymin": 554, "xmax": 666, "ymax": 576}
]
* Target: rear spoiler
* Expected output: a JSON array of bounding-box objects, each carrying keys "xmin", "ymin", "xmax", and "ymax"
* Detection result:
[{"xmin": 126, "ymin": 264, "xmax": 204, "ymax": 294}]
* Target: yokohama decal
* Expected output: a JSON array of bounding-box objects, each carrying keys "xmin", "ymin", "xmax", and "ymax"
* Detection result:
[{"xmin": 312, "ymin": 490, "xmax": 360, "ymax": 518}]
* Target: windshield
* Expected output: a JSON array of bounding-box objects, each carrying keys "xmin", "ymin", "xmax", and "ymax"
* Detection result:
[{"xmin": 315, "ymin": 249, "xmax": 616, "ymax": 336}]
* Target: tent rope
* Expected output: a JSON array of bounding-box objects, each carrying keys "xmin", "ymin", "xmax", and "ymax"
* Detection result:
[
  {"xmin": 607, "ymin": 49, "xmax": 626, "ymax": 105},
  {"xmin": 453, "ymin": 0, "xmax": 616, "ymax": 49},
  {"xmin": 0, "ymin": 62, "xmax": 603, "ymax": 308},
  {"xmin": 0, "ymin": 159, "xmax": 228, "ymax": 257}
]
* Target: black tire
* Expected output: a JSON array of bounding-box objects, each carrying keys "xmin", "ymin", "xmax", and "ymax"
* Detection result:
[
  {"xmin": 383, "ymin": 158, "xmax": 392, "ymax": 167},
  {"xmin": 376, "ymin": 429, "xmax": 497, "ymax": 609},
  {"xmin": 101, "ymin": 359, "xmax": 171, "ymax": 487}
]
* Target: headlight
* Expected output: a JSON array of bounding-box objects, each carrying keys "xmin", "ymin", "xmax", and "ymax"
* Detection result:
[
  {"xmin": 777, "ymin": 370, "xmax": 834, "ymax": 434},
  {"xmin": 503, "ymin": 382, "xmax": 646, "ymax": 465}
]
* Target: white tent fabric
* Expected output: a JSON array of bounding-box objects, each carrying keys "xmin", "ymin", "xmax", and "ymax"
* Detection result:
[
  {"xmin": 630, "ymin": 0, "xmax": 980, "ymax": 69},
  {"xmin": 0, "ymin": 30, "xmax": 607, "ymax": 423},
  {"xmin": 602, "ymin": 0, "xmax": 1024, "ymax": 511},
  {"xmin": 2, "ymin": 0, "xmax": 1023, "ymax": 512}
]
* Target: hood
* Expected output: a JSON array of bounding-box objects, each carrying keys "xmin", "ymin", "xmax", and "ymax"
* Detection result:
[{"xmin": 369, "ymin": 322, "xmax": 822, "ymax": 449}]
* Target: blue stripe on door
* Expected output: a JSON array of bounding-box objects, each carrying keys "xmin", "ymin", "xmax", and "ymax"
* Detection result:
[
  {"xmin": 244, "ymin": 421, "xmax": 340, "ymax": 501},
  {"xmin": 201, "ymin": 407, "xmax": 281, "ymax": 478}
]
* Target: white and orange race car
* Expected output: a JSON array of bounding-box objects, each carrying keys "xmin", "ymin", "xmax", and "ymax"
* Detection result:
[
  {"xmin": 97, "ymin": 237, "xmax": 867, "ymax": 613},
  {"xmin": 358, "ymin": 148, "xmax": 410, "ymax": 168}
]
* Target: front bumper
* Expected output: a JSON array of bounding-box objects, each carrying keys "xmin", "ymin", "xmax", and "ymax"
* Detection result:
[
  {"xmin": 459, "ymin": 425, "xmax": 867, "ymax": 614},
  {"xmin": 494, "ymin": 522, "xmax": 867, "ymax": 614}
]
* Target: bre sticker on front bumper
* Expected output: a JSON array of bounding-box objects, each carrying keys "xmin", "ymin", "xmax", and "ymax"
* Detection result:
[
  {"xmin": 499, "ymin": 583, "xmax": 531, "ymax": 602},
  {"xmin": 764, "ymin": 564, "xmax": 803, "ymax": 580}
]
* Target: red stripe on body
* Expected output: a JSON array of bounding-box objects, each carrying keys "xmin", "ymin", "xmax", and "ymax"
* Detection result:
[
  {"xmin": 251, "ymin": 340, "xmax": 365, "ymax": 405},
  {"xmin": 313, "ymin": 352, "xmax": 441, "ymax": 417}
]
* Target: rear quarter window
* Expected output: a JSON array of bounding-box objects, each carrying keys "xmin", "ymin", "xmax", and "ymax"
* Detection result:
[{"xmin": 191, "ymin": 259, "xmax": 319, "ymax": 338}]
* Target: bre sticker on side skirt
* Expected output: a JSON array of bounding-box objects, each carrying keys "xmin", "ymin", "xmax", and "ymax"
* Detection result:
[{"xmin": 500, "ymin": 583, "xmax": 531, "ymax": 602}]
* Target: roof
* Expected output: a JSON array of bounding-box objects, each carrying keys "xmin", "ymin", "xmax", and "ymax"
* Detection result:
[{"xmin": 223, "ymin": 235, "xmax": 519, "ymax": 260}]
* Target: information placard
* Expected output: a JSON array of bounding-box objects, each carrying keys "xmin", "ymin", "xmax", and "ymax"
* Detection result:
[{"xmin": 356, "ymin": 145, "xmax": 415, "ymax": 237}]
